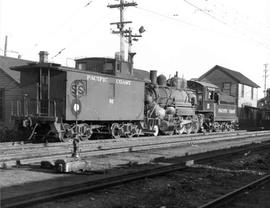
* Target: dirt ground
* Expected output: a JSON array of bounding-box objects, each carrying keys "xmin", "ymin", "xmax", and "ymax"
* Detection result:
[{"xmin": 28, "ymin": 149, "xmax": 270, "ymax": 208}]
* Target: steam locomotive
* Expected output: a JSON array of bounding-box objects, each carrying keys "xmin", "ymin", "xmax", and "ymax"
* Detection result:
[{"xmin": 11, "ymin": 52, "xmax": 237, "ymax": 142}]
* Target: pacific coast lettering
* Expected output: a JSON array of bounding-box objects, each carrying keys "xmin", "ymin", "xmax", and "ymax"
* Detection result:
[{"xmin": 86, "ymin": 75, "xmax": 131, "ymax": 86}]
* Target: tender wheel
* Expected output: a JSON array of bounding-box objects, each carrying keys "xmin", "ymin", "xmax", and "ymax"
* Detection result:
[
  {"xmin": 111, "ymin": 123, "xmax": 121, "ymax": 139},
  {"xmin": 61, "ymin": 123, "xmax": 72, "ymax": 142},
  {"xmin": 80, "ymin": 123, "xmax": 92, "ymax": 141},
  {"xmin": 185, "ymin": 123, "xmax": 192, "ymax": 134},
  {"xmin": 152, "ymin": 125, "xmax": 159, "ymax": 136},
  {"xmin": 191, "ymin": 122, "xmax": 199, "ymax": 133},
  {"xmin": 176, "ymin": 124, "xmax": 185, "ymax": 134}
]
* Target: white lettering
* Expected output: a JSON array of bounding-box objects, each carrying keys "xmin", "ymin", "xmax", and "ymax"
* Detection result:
[
  {"xmin": 86, "ymin": 75, "xmax": 132, "ymax": 86},
  {"xmin": 218, "ymin": 108, "xmax": 228, "ymax": 113},
  {"xmin": 229, "ymin": 109, "xmax": 236, "ymax": 114},
  {"xmin": 87, "ymin": 75, "xmax": 108, "ymax": 83},
  {"xmin": 218, "ymin": 108, "xmax": 236, "ymax": 114},
  {"xmin": 116, "ymin": 79, "xmax": 131, "ymax": 86}
]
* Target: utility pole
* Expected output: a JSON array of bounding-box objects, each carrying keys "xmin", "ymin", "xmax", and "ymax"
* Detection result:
[
  {"xmin": 263, "ymin": 64, "xmax": 268, "ymax": 97},
  {"xmin": 108, "ymin": 0, "xmax": 137, "ymax": 61},
  {"xmin": 4, "ymin": 35, "xmax": 8, "ymax": 56}
]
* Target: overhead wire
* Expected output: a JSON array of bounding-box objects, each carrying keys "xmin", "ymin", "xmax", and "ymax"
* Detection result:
[
  {"xmin": 135, "ymin": 5, "xmax": 257, "ymax": 44},
  {"xmin": 183, "ymin": 0, "xmax": 270, "ymax": 51},
  {"xmin": 200, "ymin": 0, "xmax": 270, "ymax": 41},
  {"xmin": 136, "ymin": 6, "xmax": 203, "ymax": 29},
  {"xmin": 51, "ymin": 2, "xmax": 112, "ymax": 62},
  {"xmin": 183, "ymin": 0, "xmax": 227, "ymax": 25},
  {"xmin": 27, "ymin": 0, "xmax": 96, "ymax": 58}
]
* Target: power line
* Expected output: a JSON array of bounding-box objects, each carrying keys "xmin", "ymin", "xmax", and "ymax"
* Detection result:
[
  {"xmin": 26, "ymin": 1, "xmax": 96, "ymax": 54},
  {"xmin": 198, "ymin": 0, "xmax": 270, "ymax": 44},
  {"xmin": 183, "ymin": 0, "xmax": 270, "ymax": 51},
  {"xmin": 183, "ymin": 0, "xmax": 228, "ymax": 25},
  {"xmin": 52, "ymin": 48, "xmax": 66, "ymax": 59},
  {"xmin": 136, "ymin": 5, "xmax": 269, "ymax": 49},
  {"xmin": 136, "ymin": 6, "xmax": 203, "ymax": 29}
]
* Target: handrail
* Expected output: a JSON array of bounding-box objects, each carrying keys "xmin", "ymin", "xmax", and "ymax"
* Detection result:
[{"xmin": 11, "ymin": 98, "xmax": 60, "ymax": 118}]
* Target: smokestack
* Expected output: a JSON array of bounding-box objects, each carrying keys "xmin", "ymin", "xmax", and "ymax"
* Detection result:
[
  {"xmin": 150, "ymin": 70, "xmax": 157, "ymax": 85},
  {"xmin": 39, "ymin": 51, "xmax": 49, "ymax": 63}
]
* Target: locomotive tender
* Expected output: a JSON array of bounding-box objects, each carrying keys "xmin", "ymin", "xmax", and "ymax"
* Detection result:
[{"xmin": 12, "ymin": 54, "xmax": 145, "ymax": 141}]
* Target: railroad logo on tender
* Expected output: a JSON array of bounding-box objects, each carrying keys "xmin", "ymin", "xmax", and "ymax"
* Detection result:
[{"xmin": 71, "ymin": 80, "xmax": 87, "ymax": 98}]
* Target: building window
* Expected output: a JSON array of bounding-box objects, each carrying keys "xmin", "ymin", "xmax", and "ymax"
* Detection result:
[
  {"xmin": 78, "ymin": 63, "xmax": 86, "ymax": 70},
  {"xmin": 223, "ymin": 82, "xmax": 231, "ymax": 95},
  {"xmin": 241, "ymin": 84, "xmax": 244, "ymax": 97},
  {"xmin": 0, "ymin": 88, "xmax": 4, "ymax": 121},
  {"xmin": 251, "ymin": 87, "xmax": 254, "ymax": 100}
]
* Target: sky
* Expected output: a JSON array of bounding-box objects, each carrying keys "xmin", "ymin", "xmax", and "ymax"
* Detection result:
[{"xmin": 0, "ymin": 0, "xmax": 270, "ymax": 98}]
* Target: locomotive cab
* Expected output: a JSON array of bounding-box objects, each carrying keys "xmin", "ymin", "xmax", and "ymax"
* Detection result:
[
  {"xmin": 187, "ymin": 80, "xmax": 237, "ymax": 132},
  {"xmin": 187, "ymin": 80, "xmax": 220, "ymax": 112}
]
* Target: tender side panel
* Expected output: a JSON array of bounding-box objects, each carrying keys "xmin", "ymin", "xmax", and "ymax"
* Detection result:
[
  {"xmin": 66, "ymin": 71, "xmax": 144, "ymax": 121},
  {"xmin": 215, "ymin": 104, "xmax": 237, "ymax": 121}
]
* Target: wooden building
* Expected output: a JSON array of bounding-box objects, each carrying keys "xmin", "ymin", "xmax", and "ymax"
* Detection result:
[
  {"xmin": 198, "ymin": 65, "xmax": 260, "ymax": 108},
  {"xmin": 0, "ymin": 56, "xmax": 32, "ymax": 129},
  {"xmin": 198, "ymin": 65, "xmax": 260, "ymax": 128}
]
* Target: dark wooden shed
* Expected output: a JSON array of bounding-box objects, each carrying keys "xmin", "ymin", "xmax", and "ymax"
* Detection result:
[{"xmin": 0, "ymin": 56, "xmax": 32, "ymax": 130}]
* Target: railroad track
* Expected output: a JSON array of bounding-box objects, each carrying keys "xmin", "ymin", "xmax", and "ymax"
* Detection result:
[
  {"xmin": 1, "ymin": 130, "xmax": 270, "ymax": 167},
  {"xmin": 2, "ymin": 142, "xmax": 270, "ymax": 208},
  {"xmin": 199, "ymin": 174, "xmax": 270, "ymax": 208}
]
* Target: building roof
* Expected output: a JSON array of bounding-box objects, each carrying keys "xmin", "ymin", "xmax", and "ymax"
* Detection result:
[
  {"xmin": 193, "ymin": 80, "xmax": 219, "ymax": 89},
  {"xmin": 199, "ymin": 65, "xmax": 260, "ymax": 88},
  {"xmin": 0, "ymin": 55, "xmax": 33, "ymax": 83}
]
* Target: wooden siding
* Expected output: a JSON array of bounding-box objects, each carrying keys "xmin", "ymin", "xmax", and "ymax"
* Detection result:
[
  {"xmin": 199, "ymin": 67, "xmax": 259, "ymax": 118},
  {"xmin": 199, "ymin": 69, "xmax": 238, "ymax": 97},
  {"xmin": 0, "ymin": 70, "xmax": 21, "ymax": 129}
]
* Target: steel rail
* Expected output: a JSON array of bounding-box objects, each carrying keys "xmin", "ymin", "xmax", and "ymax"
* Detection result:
[
  {"xmin": 5, "ymin": 129, "xmax": 270, "ymax": 151},
  {"xmin": 1, "ymin": 131, "xmax": 270, "ymax": 167},
  {"xmin": 198, "ymin": 174, "xmax": 270, "ymax": 208},
  {"xmin": 0, "ymin": 130, "xmax": 250, "ymax": 149},
  {"xmin": 2, "ymin": 143, "xmax": 270, "ymax": 208},
  {"xmin": 0, "ymin": 133, "xmax": 269, "ymax": 166}
]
